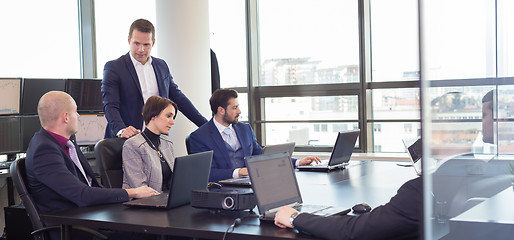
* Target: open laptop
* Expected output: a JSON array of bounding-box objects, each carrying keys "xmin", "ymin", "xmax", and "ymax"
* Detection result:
[
  {"xmin": 297, "ymin": 130, "xmax": 359, "ymax": 171},
  {"xmin": 402, "ymin": 138, "xmax": 422, "ymax": 175},
  {"xmin": 123, "ymin": 151, "xmax": 213, "ymax": 209},
  {"xmin": 218, "ymin": 142, "xmax": 296, "ymax": 187},
  {"xmin": 246, "ymin": 152, "xmax": 350, "ymax": 221}
]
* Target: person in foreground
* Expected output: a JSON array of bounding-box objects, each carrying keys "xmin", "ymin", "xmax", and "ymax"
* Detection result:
[
  {"xmin": 189, "ymin": 89, "xmax": 321, "ymax": 182},
  {"xmin": 123, "ymin": 96, "xmax": 177, "ymax": 192},
  {"xmin": 102, "ymin": 18, "xmax": 207, "ymax": 139},
  {"xmin": 274, "ymin": 177, "xmax": 422, "ymax": 240}
]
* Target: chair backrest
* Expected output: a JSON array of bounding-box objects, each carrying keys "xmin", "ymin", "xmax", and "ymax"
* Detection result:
[
  {"xmin": 94, "ymin": 138, "xmax": 126, "ymax": 188},
  {"xmin": 185, "ymin": 133, "xmax": 192, "ymax": 154},
  {"xmin": 10, "ymin": 158, "xmax": 46, "ymax": 233}
]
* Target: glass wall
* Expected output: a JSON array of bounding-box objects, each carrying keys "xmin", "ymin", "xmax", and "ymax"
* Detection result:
[{"xmin": 421, "ymin": 0, "xmax": 514, "ymax": 239}]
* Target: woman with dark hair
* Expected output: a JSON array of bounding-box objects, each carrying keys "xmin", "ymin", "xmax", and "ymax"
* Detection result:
[{"xmin": 122, "ymin": 95, "xmax": 178, "ymax": 192}]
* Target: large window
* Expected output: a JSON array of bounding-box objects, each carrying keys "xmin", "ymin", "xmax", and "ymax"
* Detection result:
[{"xmin": 0, "ymin": 1, "xmax": 80, "ymax": 78}]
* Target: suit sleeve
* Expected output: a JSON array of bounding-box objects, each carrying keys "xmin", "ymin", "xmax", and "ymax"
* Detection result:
[
  {"xmin": 122, "ymin": 140, "xmax": 149, "ymax": 189},
  {"xmin": 166, "ymin": 75, "xmax": 208, "ymax": 127},
  {"xmin": 293, "ymin": 177, "xmax": 422, "ymax": 240},
  {"xmin": 189, "ymin": 131, "xmax": 234, "ymax": 182},
  {"xmin": 32, "ymin": 142, "xmax": 129, "ymax": 207},
  {"xmin": 102, "ymin": 61, "xmax": 126, "ymax": 135},
  {"xmin": 248, "ymin": 124, "xmax": 263, "ymax": 156}
]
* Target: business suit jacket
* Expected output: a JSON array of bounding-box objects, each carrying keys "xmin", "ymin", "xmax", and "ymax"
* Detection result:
[
  {"xmin": 189, "ymin": 119, "xmax": 264, "ymax": 182},
  {"xmin": 122, "ymin": 133, "xmax": 175, "ymax": 192},
  {"xmin": 25, "ymin": 128, "xmax": 129, "ymax": 214},
  {"xmin": 102, "ymin": 52, "xmax": 207, "ymax": 138},
  {"xmin": 293, "ymin": 177, "xmax": 422, "ymax": 240}
]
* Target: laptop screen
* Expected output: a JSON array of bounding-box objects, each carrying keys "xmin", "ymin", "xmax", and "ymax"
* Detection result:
[
  {"xmin": 329, "ymin": 130, "xmax": 360, "ymax": 165},
  {"xmin": 246, "ymin": 152, "xmax": 302, "ymax": 213}
]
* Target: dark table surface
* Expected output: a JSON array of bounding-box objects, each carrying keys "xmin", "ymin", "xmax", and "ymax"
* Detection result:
[{"xmin": 41, "ymin": 160, "xmax": 418, "ymax": 239}]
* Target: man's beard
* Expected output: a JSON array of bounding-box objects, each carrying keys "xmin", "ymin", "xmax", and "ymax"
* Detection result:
[{"xmin": 223, "ymin": 113, "xmax": 239, "ymax": 125}]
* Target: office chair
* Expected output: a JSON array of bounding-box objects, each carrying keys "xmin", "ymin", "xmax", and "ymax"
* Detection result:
[
  {"xmin": 10, "ymin": 158, "xmax": 106, "ymax": 240},
  {"xmin": 94, "ymin": 138, "xmax": 126, "ymax": 188},
  {"xmin": 186, "ymin": 133, "xmax": 192, "ymax": 154}
]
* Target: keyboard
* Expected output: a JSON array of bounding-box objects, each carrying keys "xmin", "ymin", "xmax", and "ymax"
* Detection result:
[{"xmin": 0, "ymin": 161, "xmax": 12, "ymax": 170}]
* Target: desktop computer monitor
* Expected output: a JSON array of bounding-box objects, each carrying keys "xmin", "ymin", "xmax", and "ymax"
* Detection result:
[
  {"xmin": 21, "ymin": 115, "xmax": 42, "ymax": 152},
  {"xmin": 0, "ymin": 116, "xmax": 22, "ymax": 154},
  {"xmin": 21, "ymin": 78, "xmax": 66, "ymax": 115},
  {"xmin": 66, "ymin": 79, "xmax": 103, "ymax": 112},
  {"xmin": 0, "ymin": 78, "xmax": 22, "ymax": 115},
  {"xmin": 75, "ymin": 114, "xmax": 107, "ymax": 146}
]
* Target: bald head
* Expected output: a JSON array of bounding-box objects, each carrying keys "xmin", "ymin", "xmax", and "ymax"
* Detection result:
[{"xmin": 37, "ymin": 91, "xmax": 76, "ymax": 128}]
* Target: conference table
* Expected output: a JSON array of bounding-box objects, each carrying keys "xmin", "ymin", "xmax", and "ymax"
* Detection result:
[{"xmin": 40, "ymin": 160, "xmax": 418, "ymax": 240}]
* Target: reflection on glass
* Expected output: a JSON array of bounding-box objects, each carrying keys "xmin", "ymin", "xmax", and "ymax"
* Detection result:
[
  {"xmin": 264, "ymin": 122, "xmax": 359, "ymax": 147},
  {"xmin": 370, "ymin": 0, "xmax": 419, "ymax": 82},
  {"xmin": 370, "ymin": 122, "xmax": 420, "ymax": 152},
  {"xmin": 264, "ymin": 96, "xmax": 358, "ymax": 121},
  {"xmin": 498, "ymin": 0, "xmax": 514, "ymax": 77},
  {"xmin": 258, "ymin": 0, "xmax": 359, "ymax": 86},
  {"xmin": 371, "ymin": 88, "xmax": 420, "ymax": 120},
  {"xmin": 209, "ymin": 0, "xmax": 248, "ymax": 88}
]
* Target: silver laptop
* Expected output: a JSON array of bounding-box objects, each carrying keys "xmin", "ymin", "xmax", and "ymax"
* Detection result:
[
  {"xmin": 246, "ymin": 152, "xmax": 350, "ymax": 221},
  {"xmin": 402, "ymin": 138, "xmax": 422, "ymax": 175},
  {"xmin": 297, "ymin": 130, "xmax": 359, "ymax": 171},
  {"xmin": 123, "ymin": 151, "xmax": 213, "ymax": 209},
  {"xmin": 218, "ymin": 142, "xmax": 296, "ymax": 187}
]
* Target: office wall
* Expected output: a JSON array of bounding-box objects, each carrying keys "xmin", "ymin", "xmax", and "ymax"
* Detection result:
[{"xmin": 156, "ymin": 0, "xmax": 212, "ymax": 157}]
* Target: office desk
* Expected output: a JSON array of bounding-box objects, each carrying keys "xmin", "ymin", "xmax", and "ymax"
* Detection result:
[{"xmin": 41, "ymin": 160, "xmax": 418, "ymax": 240}]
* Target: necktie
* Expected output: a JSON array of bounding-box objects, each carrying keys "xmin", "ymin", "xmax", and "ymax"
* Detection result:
[
  {"xmin": 66, "ymin": 140, "xmax": 92, "ymax": 186},
  {"xmin": 223, "ymin": 128, "xmax": 237, "ymax": 151}
]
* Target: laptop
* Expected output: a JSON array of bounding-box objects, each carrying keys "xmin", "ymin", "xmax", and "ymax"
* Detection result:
[
  {"xmin": 402, "ymin": 138, "xmax": 422, "ymax": 175},
  {"xmin": 246, "ymin": 152, "xmax": 350, "ymax": 221},
  {"xmin": 297, "ymin": 130, "xmax": 359, "ymax": 171},
  {"xmin": 123, "ymin": 151, "xmax": 213, "ymax": 209},
  {"xmin": 218, "ymin": 142, "xmax": 296, "ymax": 187}
]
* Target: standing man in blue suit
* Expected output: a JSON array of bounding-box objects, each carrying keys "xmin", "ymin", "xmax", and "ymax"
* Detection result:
[
  {"xmin": 102, "ymin": 19, "xmax": 207, "ymax": 138},
  {"xmin": 189, "ymin": 89, "xmax": 320, "ymax": 182}
]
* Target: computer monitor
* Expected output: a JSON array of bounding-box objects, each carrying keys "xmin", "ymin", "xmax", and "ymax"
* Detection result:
[
  {"xmin": 21, "ymin": 115, "xmax": 41, "ymax": 152},
  {"xmin": 66, "ymin": 79, "xmax": 103, "ymax": 112},
  {"xmin": 75, "ymin": 114, "xmax": 107, "ymax": 146},
  {"xmin": 0, "ymin": 116, "xmax": 22, "ymax": 154},
  {"xmin": 0, "ymin": 78, "xmax": 22, "ymax": 115},
  {"xmin": 21, "ymin": 78, "xmax": 66, "ymax": 115}
]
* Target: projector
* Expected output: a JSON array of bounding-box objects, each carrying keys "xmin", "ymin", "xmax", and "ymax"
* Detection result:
[{"xmin": 191, "ymin": 188, "xmax": 256, "ymax": 211}]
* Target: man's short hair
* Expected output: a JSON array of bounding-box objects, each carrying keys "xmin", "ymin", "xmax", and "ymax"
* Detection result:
[
  {"xmin": 129, "ymin": 19, "xmax": 155, "ymax": 41},
  {"xmin": 209, "ymin": 89, "xmax": 238, "ymax": 114},
  {"xmin": 482, "ymin": 90, "xmax": 495, "ymax": 111},
  {"xmin": 142, "ymin": 96, "xmax": 178, "ymax": 125}
]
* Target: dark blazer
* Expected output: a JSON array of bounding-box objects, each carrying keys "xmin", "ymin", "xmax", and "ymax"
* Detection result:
[
  {"xmin": 102, "ymin": 52, "xmax": 207, "ymax": 138},
  {"xmin": 189, "ymin": 119, "xmax": 264, "ymax": 182},
  {"xmin": 25, "ymin": 128, "xmax": 129, "ymax": 214},
  {"xmin": 293, "ymin": 177, "xmax": 422, "ymax": 240}
]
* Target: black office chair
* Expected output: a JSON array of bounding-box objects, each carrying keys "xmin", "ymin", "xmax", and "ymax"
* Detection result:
[
  {"xmin": 10, "ymin": 158, "xmax": 106, "ymax": 240},
  {"xmin": 185, "ymin": 133, "xmax": 192, "ymax": 154},
  {"xmin": 94, "ymin": 138, "xmax": 127, "ymax": 188}
]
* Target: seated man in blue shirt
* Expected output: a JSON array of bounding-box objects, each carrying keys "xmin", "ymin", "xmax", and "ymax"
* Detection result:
[{"xmin": 189, "ymin": 89, "xmax": 320, "ymax": 182}]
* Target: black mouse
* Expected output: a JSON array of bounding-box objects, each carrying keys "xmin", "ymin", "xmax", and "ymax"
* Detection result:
[
  {"xmin": 352, "ymin": 203, "xmax": 372, "ymax": 214},
  {"xmin": 207, "ymin": 182, "xmax": 222, "ymax": 190}
]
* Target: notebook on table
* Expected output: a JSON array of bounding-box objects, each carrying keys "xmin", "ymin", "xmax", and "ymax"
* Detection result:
[
  {"xmin": 245, "ymin": 152, "xmax": 350, "ymax": 221},
  {"xmin": 297, "ymin": 130, "xmax": 359, "ymax": 171},
  {"xmin": 123, "ymin": 151, "xmax": 213, "ymax": 209},
  {"xmin": 219, "ymin": 142, "xmax": 296, "ymax": 187}
]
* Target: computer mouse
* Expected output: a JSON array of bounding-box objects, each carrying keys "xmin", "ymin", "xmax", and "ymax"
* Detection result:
[
  {"xmin": 207, "ymin": 182, "xmax": 222, "ymax": 190},
  {"xmin": 352, "ymin": 203, "xmax": 372, "ymax": 214}
]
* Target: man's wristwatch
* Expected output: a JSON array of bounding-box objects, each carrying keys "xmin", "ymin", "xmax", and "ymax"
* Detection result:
[{"xmin": 289, "ymin": 211, "xmax": 300, "ymax": 227}]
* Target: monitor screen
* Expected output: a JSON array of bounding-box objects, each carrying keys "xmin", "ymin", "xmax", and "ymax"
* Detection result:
[
  {"xmin": 75, "ymin": 114, "xmax": 107, "ymax": 146},
  {"xmin": 21, "ymin": 115, "xmax": 41, "ymax": 152},
  {"xmin": 0, "ymin": 78, "xmax": 21, "ymax": 115},
  {"xmin": 21, "ymin": 78, "xmax": 66, "ymax": 115},
  {"xmin": 0, "ymin": 116, "xmax": 22, "ymax": 154},
  {"xmin": 66, "ymin": 79, "xmax": 103, "ymax": 112}
]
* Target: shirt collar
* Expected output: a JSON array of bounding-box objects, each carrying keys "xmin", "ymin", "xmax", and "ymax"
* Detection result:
[
  {"xmin": 129, "ymin": 52, "xmax": 152, "ymax": 67},
  {"xmin": 213, "ymin": 118, "xmax": 233, "ymax": 135},
  {"xmin": 45, "ymin": 129, "xmax": 70, "ymax": 150}
]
